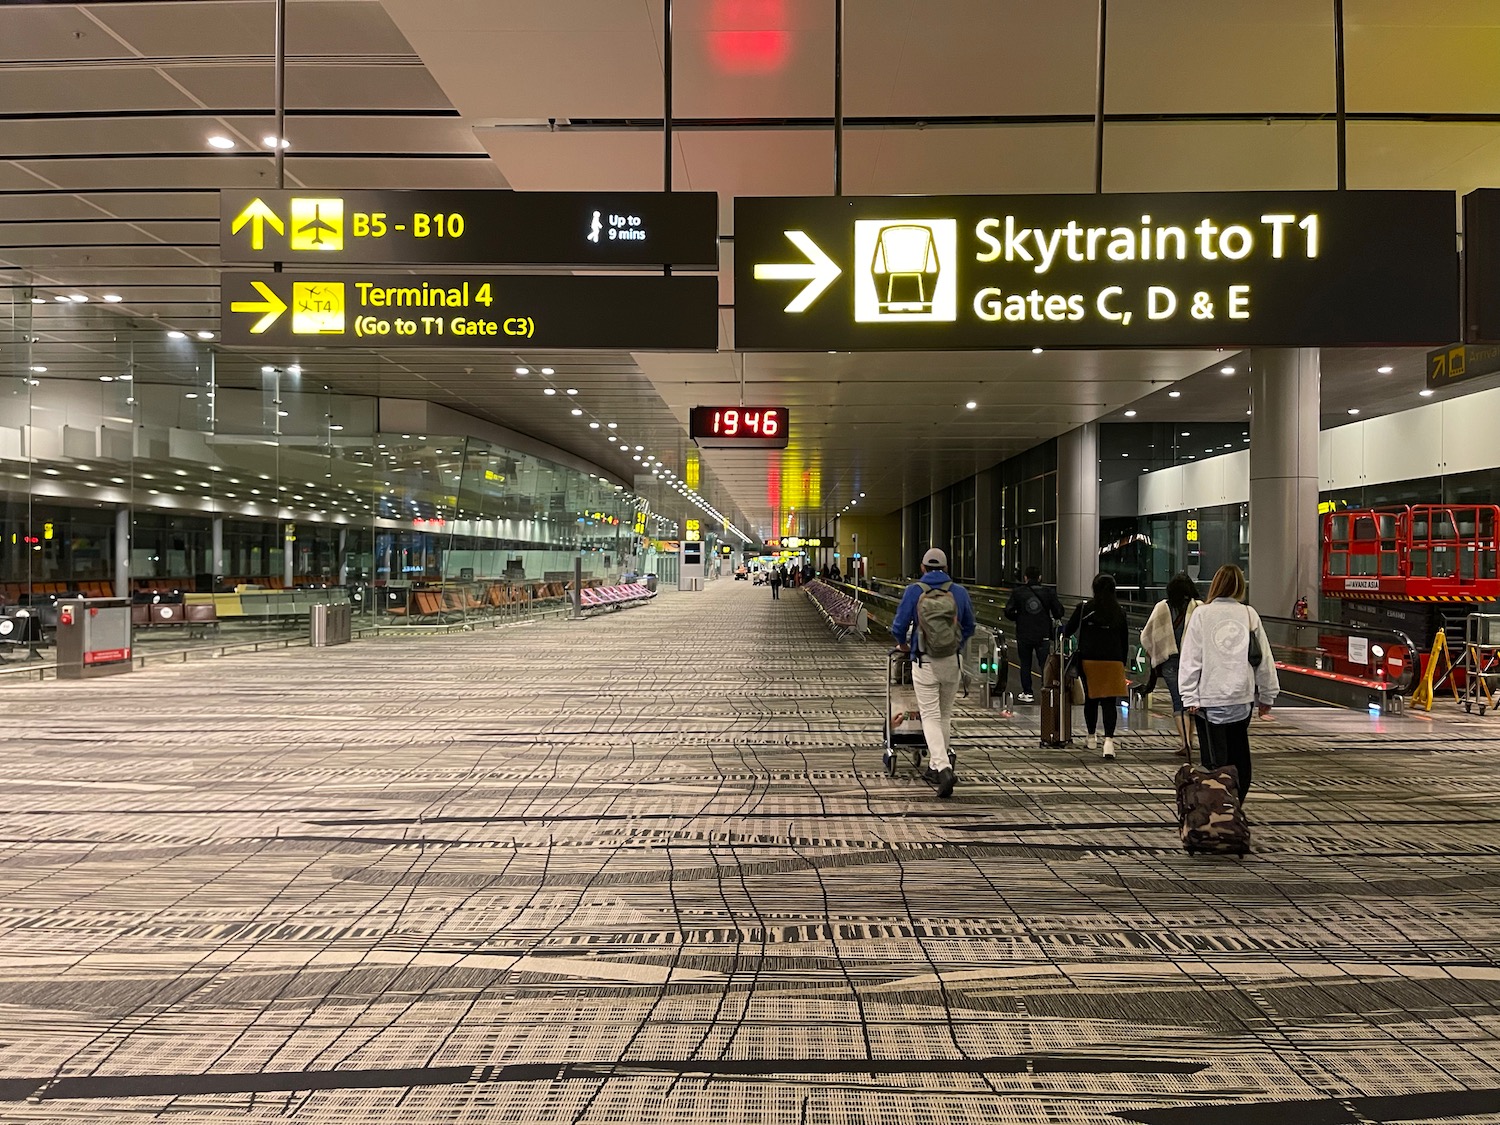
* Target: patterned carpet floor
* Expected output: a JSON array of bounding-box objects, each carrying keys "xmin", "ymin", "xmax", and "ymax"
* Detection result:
[{"xmin": 1, "ymin": 579, "xmax": 1499, "ymax": 1124}]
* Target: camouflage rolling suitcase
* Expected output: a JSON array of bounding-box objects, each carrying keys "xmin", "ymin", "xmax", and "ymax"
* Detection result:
[{"xmin": 1174, "ymin": 763, "xmax": 1250, "ymax": 855}]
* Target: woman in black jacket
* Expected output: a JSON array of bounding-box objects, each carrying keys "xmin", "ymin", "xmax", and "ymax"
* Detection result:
[{"xmin": 1063, "ymin": 572, "xmax": 1131, "ymax": 761}]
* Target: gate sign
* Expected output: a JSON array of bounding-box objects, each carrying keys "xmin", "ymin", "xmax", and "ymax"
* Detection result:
[
  {"xmin": 734, "ymin": 191, "xmax": 1459, "ymax": 350},
  {"xmin": 221, "ymin": 190, "xmax": 718, "ymax": 268},
  {"xmin": 220, "ymin": 271, "xmax": 717, "ymax": 350}
]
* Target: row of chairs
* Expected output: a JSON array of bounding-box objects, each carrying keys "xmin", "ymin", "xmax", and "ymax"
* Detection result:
[
  {"xmin": 804, "ymin": 580, "xmax": 869, "ymax": 640},
  {"xmin": 579, "ymin": 582, "xmax": 656, "ymax": 614},
  {"xmin": 384, "ymin": 580, "xmax": 583, "ymax": 622}
]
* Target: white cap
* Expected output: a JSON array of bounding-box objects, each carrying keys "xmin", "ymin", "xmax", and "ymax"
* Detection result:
[{"xmin": 922, "ymin": 547, "xmax": 947, "ymax": 569}]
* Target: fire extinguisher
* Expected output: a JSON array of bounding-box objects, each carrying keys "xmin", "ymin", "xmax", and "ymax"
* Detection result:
[
  {"xmin": 1293, "ymin": 595, "xmax": 1309, "ymax": 621},
  {"xmin": 59, "ymin": 604, "xmax": 74, "ymax": 627}
]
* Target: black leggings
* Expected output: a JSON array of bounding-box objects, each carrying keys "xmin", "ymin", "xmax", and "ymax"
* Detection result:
[
  {"xmin": 1083, "ymin": 698, "xmax": 1119, "ymax": 737},
  {"xmin": 1194, "ymin": 714, "xmax": 1253, "ymax": 800}
]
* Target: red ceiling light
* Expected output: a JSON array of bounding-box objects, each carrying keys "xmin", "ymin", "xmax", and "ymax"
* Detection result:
[{"xmin": 708, "ymin": 0, "xmax": 790, "ymax": 74}]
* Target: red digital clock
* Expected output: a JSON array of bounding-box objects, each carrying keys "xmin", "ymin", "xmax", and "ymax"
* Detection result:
[{"xmin": 689, "ymin": 406, "xmax": 790, "ymax": 449}]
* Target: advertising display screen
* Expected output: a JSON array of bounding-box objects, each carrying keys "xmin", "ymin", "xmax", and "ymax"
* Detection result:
[
  {"xmin": 221, "ymin": 189, "xmax": 718, "ymax": 268},
  {"xmin": 689, "ymin": 406, "xmax": 790, "ymax": 449},
  {"xmin": 734, "ymin": 190, "xmax": 1459, "ymax": 350}
]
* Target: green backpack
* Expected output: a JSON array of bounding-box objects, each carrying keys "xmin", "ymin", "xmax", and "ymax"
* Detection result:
[{"xmin": 916, "ymin": 581, "xmax": 962, "ymax": 658}]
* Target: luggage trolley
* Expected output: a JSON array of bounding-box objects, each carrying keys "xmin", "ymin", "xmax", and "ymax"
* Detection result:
[{"xmin": 882, "ymin": 649, "xmax": 929, "ymax": 776}]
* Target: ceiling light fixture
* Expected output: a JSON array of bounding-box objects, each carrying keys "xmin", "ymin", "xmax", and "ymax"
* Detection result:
[
  {"xmin": 30, "ymin": 366, "xmax": 45, "ymax": 374},
  {"xmin": 1419, "ymin": 388, "xmax": 1435, "ymax": 397},
  {"xmin": 570, "ymin": 408, "xmax": 583, "ymax": 416},
  {"xmin": 1124, "ymin": 409, "xmax": 1137, "ymax": 417},
  {"xmin": 515, "ymin": 367, "xmax": 529, "ymax": 375},
  {"xmin": 1168, "ymin": 390, "xmax": 1182, "ymax": 398},
  {"xmin": 543, "ymin": 388, "xmax": 556, "ymax": 395},
  {"xmin": 1031, "ymin": 347, "xmax": 1043, "ymax": 354},
  {"xmin": 965, "ymin": 401, "xmax": 977, "ymax": 410},
  {"xmin": 197, "ymin": 331, "xmax": 214, "ymax": 340},
  {"xmin": 1377, "ymin": 365, "xmax": 1394, "ymax": 374},
  {"xmin": 208, "ymin": 135, "xmax": 235, "ymax": 149},
  {"xmin": 103, "ymin": 294, "xmax": 122, "ymax": 303},
  {"xmin": 1219, "ymin": 366, "xmax": 1235, "ymax": 375},
  {"xmin": 263, "ymin": 135, "xmax": 290, "ymax": 149},
  {"xmin": 1347, "ymin": 408, "xmax": 1360, "ymax": 415},
  {"xmin": 167, "ymin": 330, "xmax": 186, "ymax": 339}
]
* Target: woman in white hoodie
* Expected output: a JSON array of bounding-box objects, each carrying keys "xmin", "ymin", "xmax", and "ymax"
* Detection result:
[{"xmin": 1178, "ymin": 564, "xmax": 1279, "ymax": 802}]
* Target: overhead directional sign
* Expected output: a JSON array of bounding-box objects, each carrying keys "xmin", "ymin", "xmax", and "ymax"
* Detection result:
[
  {"xmin": 735, "ymin": 191, "xmax": 1459, "ymax": 350},
  {"xmin": 220, "ymin": 190, "xmax": 718, "ymax": 268},
  {"xmin": 220, "ymin": 271, "xmax": 717, "ymax": 350},
  {"xmin": 1427, "ymin": 341, "xmax": 1500, "ymax": 389}
]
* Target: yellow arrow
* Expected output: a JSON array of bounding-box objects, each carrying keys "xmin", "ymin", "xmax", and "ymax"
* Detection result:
[
  {"xmin": 230, "ymin": 280, "xmax": 287, "ymax": 333},
  {"xmin": 231, "ymin": 198, "xmax": 284, "ymax": 251}
]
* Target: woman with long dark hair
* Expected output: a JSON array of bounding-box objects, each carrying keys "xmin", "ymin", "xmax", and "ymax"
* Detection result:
[
  {"xmin": 1178, "ymin": 564, "xmax": 1280, "ymax": 803},
  {"xmin": 1140, "ymin": 572, "xmax": 1202, "ymax": 757},
  {"xmin": 1064, "ymin": 572, "xmax": 1131, "ymax": 761}
]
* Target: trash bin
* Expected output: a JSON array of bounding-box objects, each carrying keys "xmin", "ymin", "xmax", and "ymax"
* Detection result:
[
  {"xmin": 309, "ymin": 603, "xmax": 329, "ymax": 647},
  {"xmin": 310, "ymin": 602, "xmax": 353, "ymax": 647},
  {"xmin": 56, "ymin": 597, "xmax": 133, "ymax": 679}
]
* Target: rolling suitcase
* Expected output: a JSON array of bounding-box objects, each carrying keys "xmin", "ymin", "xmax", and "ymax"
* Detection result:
[
  {"xmin": 1039, "ymin": 648, "xmax": 1071, "ymax": 747},
  {"xmin": 1174, "ymin": 763, "xmax": 1251, "ymax": 855}
]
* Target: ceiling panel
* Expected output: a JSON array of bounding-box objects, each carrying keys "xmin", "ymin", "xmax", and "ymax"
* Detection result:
[
  {"xmin": 1107, "ymin": 0, "xmax": 1333, "ymax": 114},
  {"xmin": 844, "ymin": 125, "xmax": 1095, "ymax": 196},
  {"xmin": 476, "ymin": 130, "xmax": 687, "ymax": 192},
  {"xmin": 87, "ymin": 0, "xmax": 419, "ymax": 59},
  {"xmin": 161, "ymin": 62, "xmax": 451, "ymax": 111},
  {"xmin": 0, "ymin": 5, "xmax": 131, "ymax": 61},
  {"xmin": 1347, "ymin": 0, "xmax": 1500, "ymax": 113},
  {"xmin": 1102, "ymin": 121, "xmax": 1337, "ymax": 192},
  {"xmin": 1348, "ymin": 122, "xmax": 1500, "ymax": 194},
  {"xmin": 844, "ymin": 0, "xmax": 1098, "ymax": 117},
  {"xmin": 278, "ymin": 155, "xmax": 505, "ymax": 188},
  {"xmin": 0, "ymin": 66, "xmax": 198, "ymax": 114}
]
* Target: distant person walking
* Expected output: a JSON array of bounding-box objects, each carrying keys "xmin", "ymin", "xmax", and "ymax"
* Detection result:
[
  {"xmin": 1178, "ymin": 564, "xmax": 1280, "ymax": 803},
  {"xmin": 1064, "ymin": 573, "xmax": 1131, "ymax": 761},
  {"xmin": 769, "ymin": 565, "xmax": 783, "ymax": 600},
  {"xmin": 1140, "ymin": 572, "xmax": 1203, "ymax": 757},
  {"xmin": 1004, "ymin": 564, "xmax": 1064, "ymax": 703},
  {"xmin": 890, "ymin": 548, "xmax": 976, "ymax": 799}
]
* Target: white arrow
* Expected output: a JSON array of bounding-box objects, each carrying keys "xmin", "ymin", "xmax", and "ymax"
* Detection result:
[{"xmin": 753, "ymin": 230, "xmax": 842, "ymax": 313}]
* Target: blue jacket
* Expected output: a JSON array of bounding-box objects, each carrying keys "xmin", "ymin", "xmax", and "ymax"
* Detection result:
[{"xmin": 890, "ymin": 570, "xmax": 976, "ymax": 659}]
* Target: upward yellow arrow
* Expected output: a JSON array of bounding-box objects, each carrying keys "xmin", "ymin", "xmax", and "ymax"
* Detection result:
[
  {"xmin": 230, "ymin": 280, "xmax": 287, "ymax": 333},
  {"xmin": 231, "ymin": 198, "xmax": 284, "ymax": 251}
]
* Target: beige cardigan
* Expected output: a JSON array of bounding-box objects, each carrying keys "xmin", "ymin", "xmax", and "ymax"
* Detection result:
[{"xmin": 1140, "ymin": 598, "xmax": 1200, "ymax": 668}]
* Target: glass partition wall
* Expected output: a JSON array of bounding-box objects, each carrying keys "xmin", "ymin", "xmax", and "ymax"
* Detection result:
[{"xmin": 0, "ymin": 290, "xmax": 638, "ymax": 658}]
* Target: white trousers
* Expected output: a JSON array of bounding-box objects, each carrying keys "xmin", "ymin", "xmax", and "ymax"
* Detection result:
[{"xmin": 910, "ymin": 653, "xmax": 960, "ymax": 772}]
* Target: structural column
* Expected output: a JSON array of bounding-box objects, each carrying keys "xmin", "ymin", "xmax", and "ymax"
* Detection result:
[
  {"xmin": 337, "ymin": 527, "xmax": 349, "ymax": 585},
  {"xmin": 901, "ymin": 505, "xmax": 921, "ymax": 577},
  {"xmin": 1248, "ymin": 348, "xmax": 1320, "ymax": 617},
  {"xmin": 283, "ymin": 521, "xmax": 295, "ymax": 588},
  {"xmin": 975, "ymin": 468, "xmax": 998, "ymax": 586},
  {"xmin": 114, "ymin": 507, "xmax": 130, "ymax": 598},
  {"xmin": 1055, "ymin": 423, "xmax": 1100, "ymax": 599}
]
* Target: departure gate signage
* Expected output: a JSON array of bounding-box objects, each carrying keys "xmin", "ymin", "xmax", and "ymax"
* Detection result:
[
  {"xmin": 220, "ymin": 190, "xmax": 718, "ymax": 268},
  {"xmin": 220, "ymin": 271, "xmax": 717, "ymax": 350},
  {"xmin": 735, "ymin": 191, "xmax": 1459, "ymax": 350}
]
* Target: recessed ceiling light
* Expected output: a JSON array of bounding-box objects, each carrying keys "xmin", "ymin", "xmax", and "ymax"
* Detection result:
[
  {"xmin": 635, "ymin": 445, "xmax": 644, "ymax": 451},
  {"xmin": 565, "ymin": 388, "xmax": 577, "ymax": 395},
  {"xmin": 1123, "ymin": 409, "xmax": 1137, "ymax": 417},
  {"xmin": 1031, "ymin": 347, "xmax": 1043, "ymax": 354},
  {"xmin": 68, "ymin": 294, "xmax": 88, "ymax": 302},
  {"xmin": 1181, "ymin": 431, "xmax": 1191, "ymax": 436},
  {"xmin": 1347, "ymin": 407, "xmax": 1360, "ymax": 415},
  {"xmin": 30, "ymin": 366, "xmax": 45, "ymax": 373},
  {"xmin": 1219, "ymin": 366, "xmax": 1235, "ymax": 375},
  {"xmin": 263, "ymin": 135, "xmax": 290, "ymax": 149},
  {"xmin": 1377, "ymin": 365, "xmax": 1393, "ymax": 374},
  {"xmin": 102, "ymin": 294, "xmax": 123, "ymax": 303},
  {"xmin": 589, "ymin": 421, "xmax": 600, "ymax": 429},
  {"xmin": 286, "ymin": 364, "xmax": 301, "ymax": 375},
  {"xmin": 541, "ymin": 367, "xmax": 554, "ymax": 375},
  {"xmin": 1168, "ymin": 390, "xmax": 1181, "ymax": 398},
  {"xmin": 208, "ymin": 136, "xmax": 235, "ymax": 149},
  {"xmin": 1419, "ymin": 388, "xmax": 1435, "ymax": 397},
  {"xmin": 516, "ymin": 367, "xmax": 529, "ymax": 375},
  {"xmin": 99, "ymin": 375, "xmax": 113, "ymax": 382},
  {"xmin": 543, "ymin": 388, "xmax": 556, "ymax": 395},
  {"xmin": 167, "ymin": 330, "xmax": 186, "ymax": 339},
  {"xmin": 184, "ymin": 392, "xmax": 198, "ymax": 399},
  {"xmin": 197, "ymin": 331, "xmax": 214, "ymax": 340},
  {"xmin": 965, "ymin": 401, "xmax": 977, "ymax": 410},
  {"xmin": 53, "ymin": 295, "xmax": 69, "ymax": 302},
  {"xmin": 570, "ymin": 408, "xmax": 583, "ymax": 416},
  {"xmin": 607, "ymin": 422, "xmax": 617, "ymax": 429}
]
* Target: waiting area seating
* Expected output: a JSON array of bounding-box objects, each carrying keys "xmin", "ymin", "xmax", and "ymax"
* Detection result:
[
  {"xmin": 578, "ymin": 582, "xmax": 656, "ymax": 614},
  {"xmin": 804, "ymin": 579, "xmax": 868, "ymax": 640}
]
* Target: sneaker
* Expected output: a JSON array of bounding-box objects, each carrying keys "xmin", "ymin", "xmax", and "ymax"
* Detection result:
[
  {"xmin": 1102, "ymin": 737, "xmax": 1117, "ymax": 760},
  {"xmin": 1017, "ymin": 692, "xmax": 1035, "ymax": 704},
  {"xmin": 921, "ymin": 766, "xmax": 942, "ymax": 784},
  {"xmin": 1084, "ymin": 733, "xmax": 1097, "ymax": 751},
  {"xmin": 935, "ymin": 766, "xmax": 956, "ymax": 799}
]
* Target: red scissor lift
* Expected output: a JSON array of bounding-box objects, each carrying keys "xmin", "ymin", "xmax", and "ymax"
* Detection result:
[{"xmin": 1321, "ymin": 504, "xmax": 1500, "ymax": 683}]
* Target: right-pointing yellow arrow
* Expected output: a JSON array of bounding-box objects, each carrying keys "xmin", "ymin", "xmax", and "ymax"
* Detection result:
[
  {"xmin": 231, "ymin": 198, "xmax": 284, "ymax": 251},
  {"xmin": 754, "ymin": 230, "xmax": 841, "ymax": 313},
  {"xmin": 230, "ymin": 280, "xmax": 287, "ymax": 333}
]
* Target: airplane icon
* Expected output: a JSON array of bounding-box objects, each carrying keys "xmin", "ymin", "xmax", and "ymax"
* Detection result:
[{"xmin": 289, "ymin": 197, "xmax": 344, "ymax": 251}]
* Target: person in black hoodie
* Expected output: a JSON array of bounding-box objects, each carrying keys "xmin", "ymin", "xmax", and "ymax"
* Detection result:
[
  {"xmin": 1004, "ymin": 565, "xmax": 1064, "ymax": 703},
  {"xmin": 1063, "ymin": 572, "xmax": 1131, "ymax": 761}
]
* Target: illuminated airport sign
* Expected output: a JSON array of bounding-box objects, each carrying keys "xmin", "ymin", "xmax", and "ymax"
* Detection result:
[
  {"xmin": 220, "ymin": 190, "xmax": 718, "ymax": 268},
  {"xmin": 735, "ymin": 191, "xmax": 1458, "ymax": 350},
  {"xmin": 220, "ymin": 271, "xmax": 717, "ymax": 350},
  {"xmin": 1427, "ymin": 341, "xmax": 1500, "ymax": 389},
  {"xmin": 689, "ymin": 406, "xmax": 790, "ymax": 449},
  {"xmin": 1464, "ymin": 188, "xmax": 1500, "ymax": 343}
]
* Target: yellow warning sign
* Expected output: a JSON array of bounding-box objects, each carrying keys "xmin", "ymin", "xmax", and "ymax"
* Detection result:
[
  {"xmin": 290, "ymin": 197, "xmax": 344, "ymax": 251},
  {"xmin": 291, "ymin": 282, "xmax": 346, "ymax": 334}
]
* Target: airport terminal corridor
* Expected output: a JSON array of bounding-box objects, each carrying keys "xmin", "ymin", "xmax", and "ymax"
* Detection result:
[{"xmin": 2, "ymin": 581, "xmax": 1499, "ymax": 1124}]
